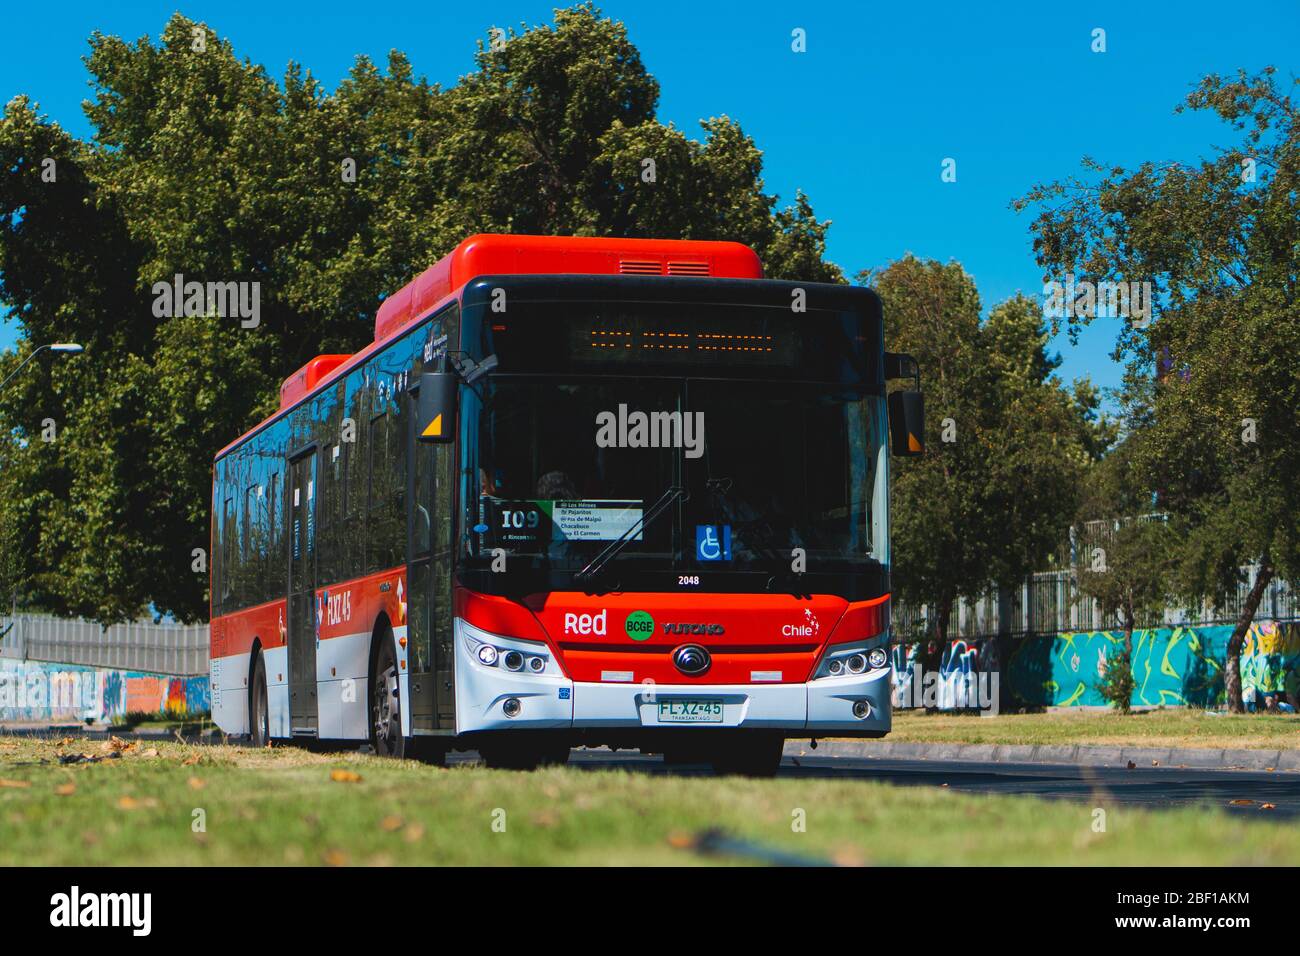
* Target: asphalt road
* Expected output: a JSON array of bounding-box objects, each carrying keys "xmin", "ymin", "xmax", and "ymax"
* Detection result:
[{"xmin": 476, "ymin": 748, "xmax": 1300, "ymax": 822}]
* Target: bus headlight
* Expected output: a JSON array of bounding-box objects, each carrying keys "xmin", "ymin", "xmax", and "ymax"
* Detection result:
[
  {"xmin": 503, "ymin": 651, "xmax": 524, "ymax": 672},
  {"xmin": 477, "ymin": 644, "xmax": 499, "ymax": 666},
  {"xmin": 814, "ymin": 642, "xmax": 890, "ymax": 679}
]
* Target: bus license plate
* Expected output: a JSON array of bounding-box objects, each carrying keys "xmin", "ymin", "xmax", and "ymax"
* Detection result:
[{"xmin": 657, "ymin": 699, "xmax": 723, "ymax": 723}]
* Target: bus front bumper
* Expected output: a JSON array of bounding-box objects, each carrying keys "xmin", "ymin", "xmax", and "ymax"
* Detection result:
[{"xmin": 454, "ymin": 620, "xmax": 891, "ymax": 737}]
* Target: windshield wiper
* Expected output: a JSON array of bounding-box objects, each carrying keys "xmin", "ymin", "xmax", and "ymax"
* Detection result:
[{"xmin": 575, "ymin": 485, "xmax": 684, "ymax": 593}]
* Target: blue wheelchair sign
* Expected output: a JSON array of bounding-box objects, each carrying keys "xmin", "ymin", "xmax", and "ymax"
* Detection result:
[{"xmin": 695, "ymin": 524, "xmax": 732, "ymax": 562}]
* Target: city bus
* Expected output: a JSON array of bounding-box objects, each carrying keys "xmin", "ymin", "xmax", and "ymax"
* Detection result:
[{"xmin": 209, "ymin": 233, "xmax": 924, "ymax": 775}]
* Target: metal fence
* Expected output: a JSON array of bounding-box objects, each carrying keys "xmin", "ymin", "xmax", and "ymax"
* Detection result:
[
  {"xmin": 894, "ymin": 564, "xmax": 1300, "ymax": 644},
  {"xmin": 0, "ymin": 614, "xmax": 209, "ymax": 676}
]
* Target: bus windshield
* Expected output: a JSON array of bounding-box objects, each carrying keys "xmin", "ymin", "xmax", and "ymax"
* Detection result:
[{"xmin": 460, "ymin": 300, "xmax": 889, "ymax": 586}]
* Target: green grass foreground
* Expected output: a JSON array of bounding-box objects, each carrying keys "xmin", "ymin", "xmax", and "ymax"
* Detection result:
[
  {"xmin": 0, "ymin": 735, "xmax": 1294, "ymax": 866},
  {"xmin": 887, "ymin": 708, "xmax": 1300, "ymax": 750}
]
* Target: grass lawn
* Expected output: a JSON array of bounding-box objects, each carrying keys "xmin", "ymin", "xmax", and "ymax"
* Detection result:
[
  {"xmin": 887, "ymin": 708, "xmax": 1300, "ymax": 750},
  {"xmin": 1, "ymin": 734, "xmax": 1295, "ymax": 866}
]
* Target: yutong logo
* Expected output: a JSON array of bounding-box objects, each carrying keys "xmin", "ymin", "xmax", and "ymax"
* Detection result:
[
  {"xmin": 50, "ymin": 886, "xmax": 151, "ymax": 936},
  {"xmin": 672, "ymin": 644, "xmax": 711, "ymax": 675},
  {"xmin": 662, "ymin": 622, "xmax": 724, "ymax": 636}
]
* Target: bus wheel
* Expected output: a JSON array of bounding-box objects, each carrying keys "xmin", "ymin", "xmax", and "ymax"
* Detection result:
[
  {"xmin": 709, "ymin": 733, "xmax": 785, "ymax": 777},
  {"xmin": 370, "ymin": 633, "xmax": 407, "ymax": 758},
  {"xmin": 249, "ymin": 652, "xmax": 270, "ymax": 748}
]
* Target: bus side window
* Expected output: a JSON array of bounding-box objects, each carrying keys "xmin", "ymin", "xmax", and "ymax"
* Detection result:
[
  {"xmin": 391, "ymin": 388, "xmax": 408, "ymax": 558},
  {"xmin": 222, "ymin": 495, "xmax": 236, "ymax": 609},
  {"xmin": 343, "ymin": 376, "xmax": 365, "ymax": 581},
  {"xmin": 244, "ymin": 484, "xmax": 257, "ymax": 604},
  {"xmin": 266, "ymin": 471, "xmax": 281, "ymax": 600},
  {"xmin": 368, "ymin": 413, "xmax": 393, "ymax": 571}
]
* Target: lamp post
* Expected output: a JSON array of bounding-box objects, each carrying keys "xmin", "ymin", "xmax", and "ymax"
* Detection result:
[{"xmin": 0, "ymin": 343, "xmax": 84, "ymax": 393}]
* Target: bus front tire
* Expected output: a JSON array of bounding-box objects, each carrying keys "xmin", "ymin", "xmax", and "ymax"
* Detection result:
[{"xmin": 370, "ymin": 632, "xmax": 408, "ymax": 759}]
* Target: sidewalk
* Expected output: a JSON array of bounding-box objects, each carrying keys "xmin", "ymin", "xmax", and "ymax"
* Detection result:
[{"xmin": 785, "ymin": 738, "xmax": 1300, "ymax": 772}]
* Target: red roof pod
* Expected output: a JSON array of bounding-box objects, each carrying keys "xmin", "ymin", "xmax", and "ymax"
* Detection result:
[
  {"xmin": 372, "ymin": 233, "xmax": 762, "ymax": 343},
  {"xmin": 279, "ymin": 354, "xmax": 352, "ymax": 411}
]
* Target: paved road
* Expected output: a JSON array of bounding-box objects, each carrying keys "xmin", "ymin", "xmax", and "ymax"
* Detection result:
[{"xmin": 466, "ymin": 748, "xmax": 1300, "ymax": 822}]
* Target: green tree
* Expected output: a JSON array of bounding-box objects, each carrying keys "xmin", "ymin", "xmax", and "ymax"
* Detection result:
[
  {"xmin": 864, "ymin": 258, "xmax": 1098, "ymax": 657},
  {"xmin": 1075, "ymin": 429, "xmax": 1178, "ymax": 713},
  {"xmin": 1015, "ymin": 68, "xmax": 1299, "ymax": 711},
  {"xmin": 0, "ymin": 5, "xmax": 844, "ymax": 622}
]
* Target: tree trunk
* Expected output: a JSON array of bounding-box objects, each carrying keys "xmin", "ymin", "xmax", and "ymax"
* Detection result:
[
  {"xmin": 1120, "ymin": 604, "xmax": 1135, "ymax": 715},
  {"xmin": 1224, "ymin": 563, "xmax": 1273, "ymax": 714}
]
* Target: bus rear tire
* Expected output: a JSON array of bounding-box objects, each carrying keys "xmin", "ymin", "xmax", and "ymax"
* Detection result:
[
  {"xmin": 249, "ymin": 652, "xmax": 270, "ymax": 748},
  {"xmin": 710, "ymin": 733, "xmax": 784, "ymax": 777},
  {"xmin": 370, "ymin": 631, "xmax": 408, "ymax": 758}
]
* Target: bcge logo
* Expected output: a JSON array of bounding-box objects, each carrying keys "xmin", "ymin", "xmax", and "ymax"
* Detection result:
[{"xmin": 563, "ymin": 610, "xmax": 607, "ymax": 636}]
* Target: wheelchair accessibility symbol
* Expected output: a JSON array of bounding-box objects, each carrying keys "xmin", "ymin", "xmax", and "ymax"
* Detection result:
[{"xmin": 695, "ymin": 524, "xmax": 732, "ymax": 562}]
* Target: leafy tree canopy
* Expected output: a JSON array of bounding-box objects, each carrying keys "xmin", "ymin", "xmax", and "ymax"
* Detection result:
[
  {"xmin": 1016, "ymin": 68, "xmax": 1299, "ymax": 710},
  {"xmin": 861, "ymin": 256, "xmax": 1106, "ymax": 641},
  {"xmin": 0, "ymin": 5, "xmax": 841, "ymax": 622}
]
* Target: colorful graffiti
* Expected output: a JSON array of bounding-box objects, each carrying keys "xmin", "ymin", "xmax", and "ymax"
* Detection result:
[
  {"xmin": 1241, "ymin": 621, "xmax": 1300, "ymax": 705},
  {"xmin": 896, "ymin": 622, "xmax": 1300, "ymax": 710},
  {"xmin": 1006, "ymin": 626, "xmax": 1229, "ymax": 708},
  {"xmin": 892, "ymin": 639, "xmax": 996, "ymax": 710},
  {"xmin": 0, "ymin": 660, "xmax": 210, "ymax": 723}
]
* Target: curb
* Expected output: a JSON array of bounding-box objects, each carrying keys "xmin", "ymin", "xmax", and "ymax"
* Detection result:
[{"xmin": 784, "ymin": 739, "xmax": 1300, "ymax": 773}]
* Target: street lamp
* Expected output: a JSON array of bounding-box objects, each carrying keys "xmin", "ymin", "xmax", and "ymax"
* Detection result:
[{"xmin": 0, "ymin": 343, "xmax": 84, "ymax": 393}]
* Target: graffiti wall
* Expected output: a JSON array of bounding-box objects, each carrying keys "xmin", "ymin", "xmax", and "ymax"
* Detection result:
[
  {"xmin": 1241, "ymin": 621, "xmax": 1300, "ymax": 704},
  {"xmin": 0, "ymin": 660, "xmax": 210, "ymax": 723},
  {"xmin": 895, "ymin": 622, "xmax": 1300, "ymax": 710},
  {"xmin": 891, "ymin": 639, "xmax": 997, "ymax": 710}
]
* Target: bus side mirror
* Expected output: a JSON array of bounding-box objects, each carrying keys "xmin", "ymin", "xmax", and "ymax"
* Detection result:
[
  {"xmin": 416, "ymin": 372, "xmax": 458, "ymax": 444},
  {"xmin": 888, "ymin": 390, "xmax": 924, "ymax": 456}
]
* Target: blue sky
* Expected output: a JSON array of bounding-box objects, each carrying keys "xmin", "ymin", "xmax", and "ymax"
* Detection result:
[{"xmin": 2, "ymin": 0, "xmax": 1296, "ymax": 397}]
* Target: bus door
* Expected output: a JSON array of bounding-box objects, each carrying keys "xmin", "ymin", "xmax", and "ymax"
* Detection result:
[
  {"xmin": 287, "ymin": 448, "xmax": 319, "ymax": 735},
  {"xmin": 407, "ymin": 387, "xmax": 440, "ymax": 730}
]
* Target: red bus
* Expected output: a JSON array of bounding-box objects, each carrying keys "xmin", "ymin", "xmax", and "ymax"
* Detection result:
[{"xmin": 209, "ymin": 233, "xmax": 923, "ymax": 775}]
